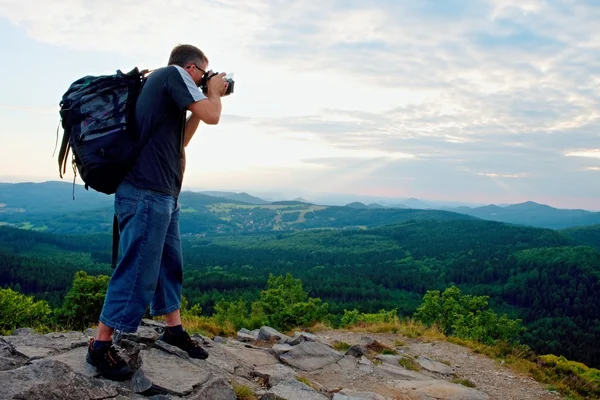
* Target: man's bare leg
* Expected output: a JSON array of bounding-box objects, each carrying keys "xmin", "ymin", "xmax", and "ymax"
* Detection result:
[
  {"xmin": 165, "ymin": 309, "xmax": 182, "ymax": 327},
  {"xmin": 96, "ymin": 321, "xmax": 114, "ymax": 341}
]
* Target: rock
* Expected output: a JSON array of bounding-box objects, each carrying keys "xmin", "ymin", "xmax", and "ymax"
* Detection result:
[
  {"xmin": 129, "ymin": 368, "xmax": 153, "ymax": 393},
  {"xmin": 213, "ymin": 336, "xmax": 228, "ymax": 344},
  {"xmin": 287, "ymin": 332, "xmax": 317, "ymax": 346},
  {"xmin": 375, "ymin": 361, "xmax": 433, "ymax": 381},
  {"xmin": 188, "ymin": 376, "xmax": 237, "ymax": 400},
  {"xmin": 0, "ymin": 359, "xmax": 122, "ymax": 400},
  {"xmin": 272, "ymin": 343, "xmax": 293, "ymax": 356},
  {"xmin": 279, "ymin": 342, "xmax": 344, "ymax": 371},
  {"xmin": 253, "ymin": 363, "xmax": 298, "ymax": 386},
  {"xmin": 137, "ymin": 348, "xmax": 211, "ymax": 396},
  {"xmin": 333, "ymin": 389, "xmax": 387, "ymax": 400},
  {"xmin": 123, "ymin": 325, "xmax": 161, "ymax": 344},
  {"xmin": 416, "ymin": 356, "xmax": 454, "ymax": 375},
  {"xmin": 1, "ymin": 330, "xmax": 88, "ymax": 360},
  {"xmin": 374, "ymin": 354, "xmax": 402, "ymax": 366},
  {"xmin": 225, "ymin": 343, "xmax": 279, "ymax": 368},
  {"xmin": 141, "ymin": 319, "xmax": 167, "ymax": 329},
  {"xmin": 345, "ymin": 344, "xmax": 366, "ymax": 358},
  {"xmin": 83, "ymin": 328, "xmax": 96, "ymax": 337},
  {"xmin": 46, "ymin": 346, "xmax": 99, "ymax": 378},
  {"xmin": 388, "ymin": 380, "xmax": 488, "ymax": 400},
  {"xmin": 238, "ymin": 328, "xmax": 259, "ymax": 343},
  {"xmin": 263, "ymin": 379, "xmax": 328, "ymax": 400},
  {"xmin": 258, "ymin": 326, "xmax": 292, "ymax": 343}
]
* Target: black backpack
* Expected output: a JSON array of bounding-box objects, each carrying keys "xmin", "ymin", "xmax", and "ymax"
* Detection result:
[
  {"xmin": 56, "ymin": 67, "xmax": 155, "ymax": 268},
  {"xmin": 57, "ymin": 67, "xmax": 151, "ymax": 195}
]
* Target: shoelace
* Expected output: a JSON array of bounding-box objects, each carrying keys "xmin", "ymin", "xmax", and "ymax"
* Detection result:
[{"xmin": 105, "ymin": 346, "xmax": 123, "ymax": 366}]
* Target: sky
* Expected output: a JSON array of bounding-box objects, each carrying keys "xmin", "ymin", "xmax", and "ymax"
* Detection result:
[{"xmin": 0, "ymin": 0, "xmax": 598, "ymax": 210}]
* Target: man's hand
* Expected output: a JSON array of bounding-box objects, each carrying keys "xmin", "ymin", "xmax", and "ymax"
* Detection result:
[{"xmin": 206, "ymin": 72, "xmax": 228, "ymax": 98}]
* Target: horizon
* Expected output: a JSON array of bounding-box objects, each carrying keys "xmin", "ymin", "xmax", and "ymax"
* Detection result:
[
  {"xmin": 1, "ymin": 1, "xmax": 599, "ymax": 211},
  {"xmin": 1, "ymin": 178, "xmax": 599, "ymax": 212}
]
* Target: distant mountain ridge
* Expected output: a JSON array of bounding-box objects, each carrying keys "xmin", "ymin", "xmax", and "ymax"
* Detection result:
[
  {"xmin": 2, "ymin": 182, "xmax": 600, "ymax": 231},
  {"xmin": 445, "ymin": 201, "xmax": 600, "ymax": 229}
]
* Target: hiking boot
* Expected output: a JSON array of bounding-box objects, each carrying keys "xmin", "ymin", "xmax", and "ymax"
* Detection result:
[
  {"xmin": 86, "ymin": 338, "xmax": 133, "ymax": 381},
  {"xmin": 158, "ymin": 329, "xmax": 209, "ymax": 360}
]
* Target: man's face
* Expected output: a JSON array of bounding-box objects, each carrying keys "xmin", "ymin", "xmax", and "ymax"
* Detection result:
[{"xmin": 186, "ymin": 60, "xmax": 209, "ymax": 86}]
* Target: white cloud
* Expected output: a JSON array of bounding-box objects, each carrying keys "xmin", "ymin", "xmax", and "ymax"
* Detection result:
[{"xmin": 1, "ymin": 0, "xmax": 599, "ymax": 209}]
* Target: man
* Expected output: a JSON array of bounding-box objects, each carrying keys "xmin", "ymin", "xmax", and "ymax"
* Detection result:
[{"xmin": 86, "ymin": 44, "xmax": 229, "ymax": 381}]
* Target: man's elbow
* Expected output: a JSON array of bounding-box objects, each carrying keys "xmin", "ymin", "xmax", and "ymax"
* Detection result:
[{"xmin": 204, "ymin": 113, "xmax": 220, "ymax": 125}]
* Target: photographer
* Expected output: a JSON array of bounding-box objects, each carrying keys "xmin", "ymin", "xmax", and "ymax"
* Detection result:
[{"xmin": 86, "ymin": 44, "xmax": 230, "ymax": 381}]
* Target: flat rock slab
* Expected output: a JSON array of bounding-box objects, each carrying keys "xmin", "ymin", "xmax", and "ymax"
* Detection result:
[
  {"xmin": 272, "ymin": 343, "xmax": 293, "ymax": 355},
  {"xmin": 0, "ymin": 359, "xmax": 121, "ymax": 400},
  {"xmin": 416, "ymin": 356, "xmax": 454, "ymax": 375},
  {"xmin": 259, "ymin": 326, "xmax": 292, "ymax": 343},
  {"xmin": 375, "ymin": 362, "xmax": 434, "ymax": 381},
  {"xmin": 46, "ymin": 346, "xmax": 99, "ymax": 378},
  {"xmin": 279, "ymin": 342, "xmax": 344, "ymax": 371},
  {"xmin": 287, "ymin": 332, "xmax": 317, "ymax": 346},
  {"xmin": 187, "ymin": 376, "xmax": 237, "ymax": 400},
  {"xmin": 123, "ymin": 325, "xmax": 161, "ymax": 344},
  {"xmin": 1, "ymin": 331, "xmax": 88, "ymax": 359},
  {"xmin": 264, "ymin": 379, "xmax": 328, "ymax": 400},
  {"xmin": 389, "ymin": 380, "xmax": 488, "ymax": 400},
  {"xmin": 253, "ymin": 363, "xmax": 298, "ymax": 386},
  {"xmin": 225, "ymin": 344, "xmax": 279, "ymax": 368},
  {"xmin": 138, "ymin": 348, "xmax": 211, "ymax": 396},
  {"xmin": 333, "ymin": 389, "xmax": 387, "ymax": 400}
]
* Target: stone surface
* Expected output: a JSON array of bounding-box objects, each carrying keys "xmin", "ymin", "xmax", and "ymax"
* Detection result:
[
  {"xmin": 416, "ymin": 356, "xmax": 455, "ymax": 375},
  {"xmin": 1, "ymin": 330, "xmax": 88, "ymax": 357},
  {"xmin": 264, "ymin": 379, "xmax": 328, "ymax": 400},
  {"xmin": 388, "ymin": 380, "xmax": 489, "ymax": 400},
  {"xmin": 279, "ymin": 341, "xmax": 344, "ymax": 371},
  {"xmin": 188, "ymin": 376, "xmax": 237, "ymax": 400},
  {"xmin": 333, "ymin": 389, "xmax": 387, "ymax": 400},
  {"xmin": 138, "ymin": 348, "xmax": 211, "ymax": 396},
  {"xmin": 253, "ymin": 363, "xmax": 298, "ymax": 386},
  {"xmin": 345, "ymin": 344, "xmax": 367, "ymax": 358},
  {"xmin": 287, "ymin": 332, "xmax": 317, "ymax": 346},
  {"xmin": 272, "ymin": 343, "xmax": 293, "ymax": 355},
  {"xmin": 258, "ymin": 326, "xmax": 292, "ymax": 343},
  {"xmin": 46, "ymin": 346, "xmax": 99, "ymax": 378},
  {"xmin": 123, "ymin": 325, "xmax": 161, "ymax": 344},
  {"xmin": 0, "ymin": 359, "xmax": 121, "ymax": 400}
]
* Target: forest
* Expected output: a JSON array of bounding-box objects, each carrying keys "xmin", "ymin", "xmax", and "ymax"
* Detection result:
[{"xmin": 0, "ymin": 217, "xmax": 599, "ymax": 368}]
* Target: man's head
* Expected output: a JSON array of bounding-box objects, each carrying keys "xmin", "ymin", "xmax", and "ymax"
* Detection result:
[{"xmin": 168, "ymin": 44, "xmax": 209, "ymax": 86}]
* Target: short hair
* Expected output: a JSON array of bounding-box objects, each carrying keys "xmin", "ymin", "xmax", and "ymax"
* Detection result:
[{"xmin": 168, "ymin": 44, "xmax": 208, "ymax": 67}]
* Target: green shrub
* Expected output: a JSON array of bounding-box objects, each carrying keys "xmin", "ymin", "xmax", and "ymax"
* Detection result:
[{"xmin": 0, "ymin": 287, "xmax": 51, "ymax": 334}]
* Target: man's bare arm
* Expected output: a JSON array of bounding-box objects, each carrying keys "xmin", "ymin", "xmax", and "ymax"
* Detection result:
[
  {"xmin": 184, "ymin": 114, "xmax": 202, "ymax": 147},
  {"xmin": 187, "ymin": 94, "xmax": 222, "ymax": 126}
]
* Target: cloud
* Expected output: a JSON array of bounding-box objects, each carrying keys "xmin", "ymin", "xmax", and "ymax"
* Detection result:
[{"xmin": 1, "ymin": 0, "xmax": 599, "ymax": 209}]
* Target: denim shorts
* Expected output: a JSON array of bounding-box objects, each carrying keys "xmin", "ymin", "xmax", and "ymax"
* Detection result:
[{"xmin": 99, "ymin": 181, "xmax": 183, "ymax": 333}]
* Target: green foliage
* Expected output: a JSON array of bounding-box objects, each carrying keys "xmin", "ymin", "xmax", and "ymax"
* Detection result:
[
  {"xmin": 536, "ymin": 355, "xmax": 600, "ymax": 399},
  {"xmin": 333, "ymin": 341, "xmax": 351, "ymax": 351},
  {"xmin": 415, "ymin": 286, "xmax": 525, "ymax": 345},
  {"xmin": 398, "ymin": 356, "xmax": 421, "ymax": 371},
  {"xmin": 254, "ymin": 273, "xmax": 329, "ymax": 331},
  {"xmin": 56, "ymin": 271, "xmax": 109, "ymax": 330},
  {"xmin": 340, "ymin": 308, "xmax": 398, "ymax": 327},
  {"xmin": 213, "ymin": 299, "xmax": 265, "ymax": 330},
  {"xmin": 0, "ymin": 287, "xmax": 51, "ymax": 334}
]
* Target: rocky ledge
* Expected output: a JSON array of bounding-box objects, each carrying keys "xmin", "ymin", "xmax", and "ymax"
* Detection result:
[{"xmin": 0, "ymin": 320, "xmax": 489, "ymax": 400}]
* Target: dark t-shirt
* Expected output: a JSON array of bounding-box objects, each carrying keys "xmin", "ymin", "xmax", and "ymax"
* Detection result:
[{"xmin": 125, "ymin": 65, "xmax": 206, "ymax": 198}]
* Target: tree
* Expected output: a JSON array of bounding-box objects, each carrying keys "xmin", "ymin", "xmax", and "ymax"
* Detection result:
[
  {"xmin": 415, "ymin": 286, "xmax": 524, "ymax": 344},
  {"xmin": 57, "ymin": 271, "xmax": 110, "ymax": 330},
  {"xmin": 0, "ymin": 288, "xmax": 51, "ymax": 334},
  {"xmin": 254, "ymin": 273, "xmax": 329, "ymax": 331}
]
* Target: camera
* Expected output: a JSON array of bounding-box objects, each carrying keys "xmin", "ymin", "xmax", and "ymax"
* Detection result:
[{"xmin": 199, "ymin": 71, "xmax": 235, "ymax": 96}]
